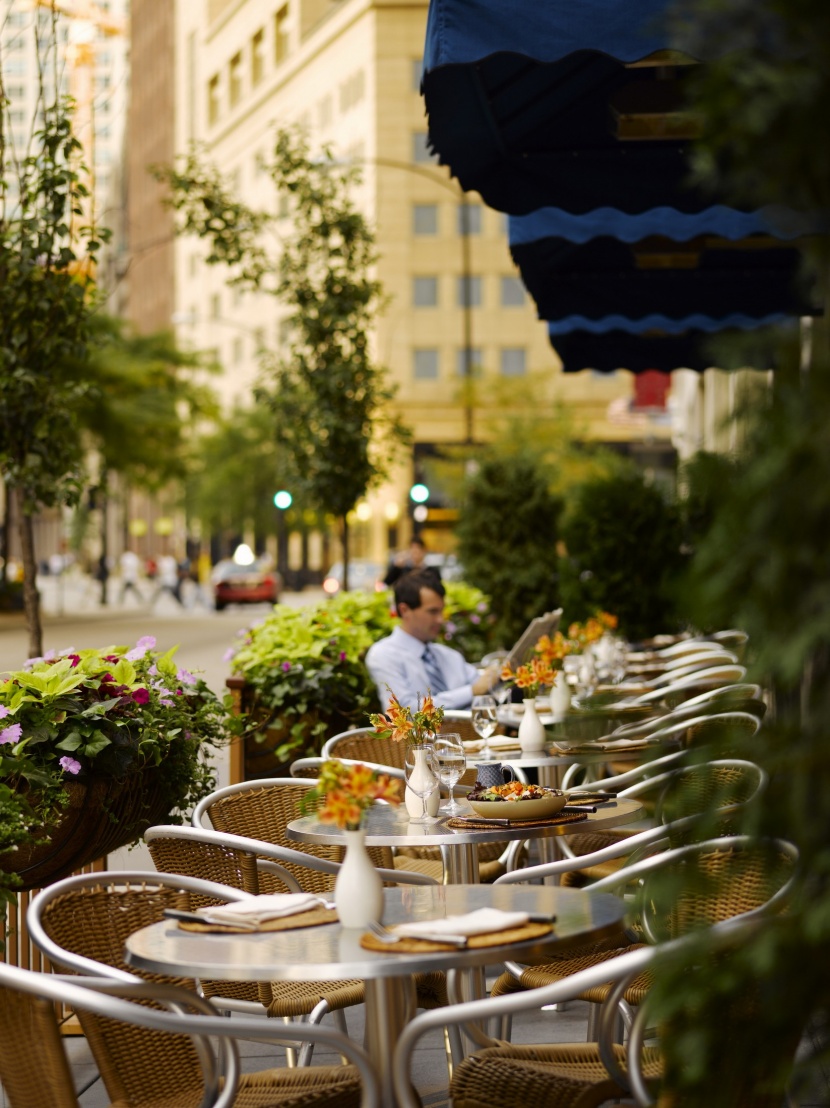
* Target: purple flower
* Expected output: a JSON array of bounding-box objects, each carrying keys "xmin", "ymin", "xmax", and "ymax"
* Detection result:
[
  {"xmin": 477, "ymin": 601, "xmax": 488, "ymax": 613},
  {"xmin": 176, "ymin": 668, "xmax": 197, "ymax": 686},
  {"xmin": 339, "ymin": 651, "xmax": 347, "ymax": 662},
  {"xmin": 445, "ymin": 620, "xmax": 457, "ymax": 635},
  {"xmin": 0, "ymin": 706, "xmax": 9, "ymax": 719},
  {"xmin": 59, "ymin": 755, "xmax": 82, "ymax": 775},
  {"xmin": 0, "ymin": 723, "xmax": 22, "ymax": 745},
  {"xmin": 131, "ymin": 687, "xmax": 150, "ymax": 705},
  {"xmin": 470, "ymin": 614, "xmax": 481, "ymax": 625},
  {"xmin": 281, "ymin": 661, "xmax": 292, "ymax": 672},
  {"xmin": 44, "ymin": 649, "xmax": 57, "ymax": 661},
  {"xmin": 67, "ymin": 653, "xmax": 82, "ymax": 667},
  {"xmin": 137, "ymin": 635, "xmax": 156, "ymax": 650},
  {"xmin": 160, "ymin": 697, "xmax": 174, "ymax": 707},
  {"xmin": 222, "ymin": 647, "xmax": 236, "ymax": 662},
  {"xmin": 148, "ymin": 663, "xmax": 159, "ymax": 676}
]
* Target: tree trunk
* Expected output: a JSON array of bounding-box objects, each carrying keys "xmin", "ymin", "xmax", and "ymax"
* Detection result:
[
  {"xmin": 99, "ymin": 470, "xmax": 109, "ymax": 606},
  {"xmin": 1, "ymin": 478, "xmax": 11, "ymax": 587},
  {"xmin": 18, "ymin": 508, "xmax": 43, "ymax": 659},
  {"xmin": 341, "ymin": 514, "xmax": 350, "ymax": 592}
]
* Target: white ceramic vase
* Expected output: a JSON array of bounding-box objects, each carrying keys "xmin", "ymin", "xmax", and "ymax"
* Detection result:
[
  {"xmin": 404, "ymin": 743, "xmax": 440, "ymax": 818},
  {"xmin": 334, "ymin": 827, "xmax": 383, "ymax": 927},
  {"xmin": 519, "ymin": 697, "xmax": 546, "ymax": 753},
  {"xmin": 550, "ymin": 670, "xmax": 572, "ymax": 717}
]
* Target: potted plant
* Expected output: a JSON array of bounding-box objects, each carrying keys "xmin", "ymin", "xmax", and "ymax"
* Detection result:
[
  {"xmin": 0, "ymin": 636, "xmax": 238, "ymax": 892},
  {"xmin": 370, "ymin": 691, "xmax": 445, "ymax": 818}
]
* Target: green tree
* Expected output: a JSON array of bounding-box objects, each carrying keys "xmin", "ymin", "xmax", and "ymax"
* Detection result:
[
  {"xmin": 0, "ymin": 26, "xmax": 106, "ymax": 656},
  {"xmin": 456, "ymin": 453, "xmax": 563, "ymax": 645},
  {"xmin": 156, "ymin": 128, "xmax": 410, "ymax": 588},
  {"xmin": 558, "ymin": 469, "xmax": 685, "ymax": 641}
]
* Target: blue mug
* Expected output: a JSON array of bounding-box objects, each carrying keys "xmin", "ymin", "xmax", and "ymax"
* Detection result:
[{"xmin": 475, "ymin": 762, "xmax": 516, "ymax": 789}]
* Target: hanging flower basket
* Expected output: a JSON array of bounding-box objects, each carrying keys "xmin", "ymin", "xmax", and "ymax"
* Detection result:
[{"xmin": 5, "ymin": 764, "xmax": 170, "ymax": 891}]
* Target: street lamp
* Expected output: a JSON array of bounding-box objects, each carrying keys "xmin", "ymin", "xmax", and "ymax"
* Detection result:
[{"xmin": 273, "ymin": 490, "xmax": 292, "ymax": 583}]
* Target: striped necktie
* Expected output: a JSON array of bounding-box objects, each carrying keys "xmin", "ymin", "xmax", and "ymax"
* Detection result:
[{"xmin": 422, "ymin": 644, "xmax": 447, "ymax": 694}]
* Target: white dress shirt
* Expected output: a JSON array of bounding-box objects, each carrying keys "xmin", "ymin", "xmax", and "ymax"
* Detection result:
[{"xmin": 365, "ymin": 626, "xmax": 479, "ymax": 711}]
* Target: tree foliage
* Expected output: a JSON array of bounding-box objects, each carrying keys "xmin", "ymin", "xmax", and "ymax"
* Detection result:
[
  {"xmin": 0, "ymin": 20, "xmax": 107, "ymax": 654},
  {"xmin": 559, "ymin": 469, "xmax": 685, "ymax": 641},
  {"xmin": 156, "ymin": 128, "xmax": 410, "ymax": 580},
  {"xmin": 456, "ymin": 453, "xmax": 562, "ymax": 645}
]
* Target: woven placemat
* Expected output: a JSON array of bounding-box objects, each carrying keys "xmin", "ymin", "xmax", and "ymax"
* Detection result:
[
  {"xmin": 177, "ymin": 906, "xmax": 337, "ymax": 934},
  {"xmin": 446, "ymin": 810, "xmax": 588, "ymax": 831},
  {"xmin": 359, "ymin": 919, "xmax": 553, "ymax": 953}
]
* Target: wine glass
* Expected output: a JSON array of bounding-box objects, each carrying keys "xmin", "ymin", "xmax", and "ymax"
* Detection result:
[
  {"xmin": 471, "ymin": 694, "xmax": 497, "ymax": 760},
  {"xmin": 404, "ymin": 743, "xmax": 439, "ymax": 825},
  {"xmin": 433, "ymin": 733, "xmax": 466, "ymax": 814}
]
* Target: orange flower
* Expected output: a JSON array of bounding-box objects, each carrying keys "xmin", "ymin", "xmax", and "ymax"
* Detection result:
[
  {"xmin": 303, "ymin": 760, "xmax": 402, "ymax": 829},
  {"xmin": 369, "ymin": 688, "xmax": 445, "ymax": 744}
]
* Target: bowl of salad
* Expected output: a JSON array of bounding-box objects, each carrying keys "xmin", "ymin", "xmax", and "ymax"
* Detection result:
[{"xmin": 466, "ymin": 781, "xmax": 568, "ymax": 820}]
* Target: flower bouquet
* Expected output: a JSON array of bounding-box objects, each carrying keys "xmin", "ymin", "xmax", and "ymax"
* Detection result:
[
  {"xmin": 369, "ymin": 690, "xmax": 445, "ymax": 745},
  {"xmin": 0, "ymin": 636, "xmax": 238, "ymax": 892},
  {"xmin": 301, "ymin": 759, "xmax": 401, "ymax": 830}
]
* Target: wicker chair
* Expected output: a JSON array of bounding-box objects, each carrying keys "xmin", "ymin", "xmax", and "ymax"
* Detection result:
[
  {"xmin": 0, "ymin": 962, "xmax": 377, "ymax": 1108},
  {"xmin": 393, "ymin": 900, "xmax": 788, "ymax": 1108},
  {"xmin": 25, "ymin": 870, "xmax": 378, "ymax": 1102},
  {"xmin": 192, "ymin": 775, "xmax": 441, "ymax": 883},
  {"xmin": 491, "ymin": 824, "xmax": 793, "ymax": 1041}
]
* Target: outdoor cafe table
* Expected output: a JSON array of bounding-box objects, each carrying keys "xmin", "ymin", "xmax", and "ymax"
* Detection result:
[
  {"xmin": 125, "ymin": 883, "xmax": 627, "ymax": 1108},
  {"xmin": 287, "ymin": 796, "xmax": 643, "ymax": 884}
]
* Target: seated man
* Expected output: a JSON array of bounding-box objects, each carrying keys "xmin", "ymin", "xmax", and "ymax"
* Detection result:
[{"xmin": 366, "ymin": 569, "xmax": 500, "ymax": 711}]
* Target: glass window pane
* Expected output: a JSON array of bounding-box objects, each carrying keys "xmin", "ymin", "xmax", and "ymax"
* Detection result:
[
  {"xmin": 500, "ymin": 276, "xmax": 526, "ymax": 306},
  {"xmin": 413, "ymin": 349, "xmax": 439, "ymax": 379},
  {"xmin": 413, "ymin": 204, "xmax": 438, "ymax": 235},
  {"xmin": 457, "ymin": 203, "xmax": 482, "ymax": 235},
  {"xmin": 500, "ymin": 348, "xmax": 527, "ymax": 377},
  {"xmin": 456, "ymin": 348, "xmax": 483, "ymax": 377},
  {"xmin": 412, "ymin": 132, "xmax": 437, "ymax": 164},
  {"xmin": 413, "ymin": 277, "xmax": 438, "ymax": 307},
  {"xmin": 457, "ymin": 276, "xmax": 482, "ymax": 307}
]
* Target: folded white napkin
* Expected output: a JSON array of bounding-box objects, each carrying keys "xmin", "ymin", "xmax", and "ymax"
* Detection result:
[
  {"xmin": 198, "ymin": 893, "xmax": 324, "ymax": 925},
  {"xmin": 392, "ymin": 907, "xmax": 529, "ymax": 939},
  {"xmin": 463, "ymin": 735, "xmax": 521, "ymax": 752},
  {"xmin": 568, "ymin": 736, "xmax": 659, "ymax": 752}
]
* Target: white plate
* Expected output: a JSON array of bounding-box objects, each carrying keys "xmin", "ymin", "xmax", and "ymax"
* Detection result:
[{"xmin": 468, "ymin": 790, "xmax": 568, "ymax": 821}]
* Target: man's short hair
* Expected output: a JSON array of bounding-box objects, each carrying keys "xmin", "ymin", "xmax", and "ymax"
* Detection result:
[{"xmin": 394, "ymin": 568, "xmax": 444, "ymax": 613}]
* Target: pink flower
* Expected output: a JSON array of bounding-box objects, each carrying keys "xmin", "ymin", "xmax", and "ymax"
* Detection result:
[
  {"xmin": 137, "ymin": 636, "xmax": 156, "ymax": 650},
  {"xmin": 176, "ymin": 668, "xmax": 197, "ymax": 686},
  {"xmin": 470, "ymin": 614, "xmax": 481, "ymax": 624},
  {"xmin": 67, "ymin": 653, "xmax": 82, "ymax": 667},
  {"xmin": 281, "ymin": 661, "xmax": 292, "ymax": 672},
  {"xmin": 131, "ymin": 687, "xmax": 150, "ymax": 704},
  {"xmin": 0, "ymin": 706, "xmax": 9, "ymax": 719},
  {"xmin": 339, "ymin": 651, "xmax": 347, "ymax": 662},
  {"xmin": 160, "ymin": 697, "xmax": 174, "ymax": 707},
  {"xmin": 0, "ymin": 723, "xmax": 22, "ymax": 745},
  {"xmin": 222, "ymin": 647, "xmax": 236, "ymax": 662},
  {"xmin": 59, "ymin": 755, "xmax": 82, "ymax": 775}
]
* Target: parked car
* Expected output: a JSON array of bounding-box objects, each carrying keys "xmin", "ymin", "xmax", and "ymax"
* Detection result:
[
  {"xmin": 322, "ymin": 560, "xmax": 384, "ymax": 595},
  {"xmin": 212, "ymin": 557, "xmax": 282, "ymax": 610}
]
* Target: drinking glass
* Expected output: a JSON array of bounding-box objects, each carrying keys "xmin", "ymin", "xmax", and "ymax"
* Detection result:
[
  {"xmin": 433, "ymin": 733, "xmax": 466, "ymax": 814},
  {"xmin": 471, "ymin": 694, "xmax": 498, "ymax": 760},
  {"xmin": 404, "ymin": 743, "xmax": 439, "ymax": 824}
]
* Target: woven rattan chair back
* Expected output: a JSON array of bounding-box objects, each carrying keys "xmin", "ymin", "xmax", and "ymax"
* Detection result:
[
  {"xmin": 641, "ymin": 837, "xmax": 797, "ymax": 944},
  {"xmin": 195, "ymin": 778, "xmax": 344, "ymax": 894},
  {"xmin": 439, "ymin": 711, "xmax": 478, "ymax": 745},
  {"xmin": 323, "ymin": 729, "xmax": 408, "ymax": 770},
  {"xmin": 32, "ymin": 877, "xmax": 210, "ymax": 1107},
  {"xmin": 0, "ymin": 975, "xmax": 80, "ymax": 1107},
  {"xmin": 684, "ymin": 710, "xmax": 761, "ymax": 755}
]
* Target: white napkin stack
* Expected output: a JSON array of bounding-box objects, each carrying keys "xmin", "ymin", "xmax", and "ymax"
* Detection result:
[
  {"xmin": 198, "ymin": 893, "xmax": 325, "ymax": 925},
  {"xmin": 392, "ymin": 907, "xmax": 529, "ymax": 940}
]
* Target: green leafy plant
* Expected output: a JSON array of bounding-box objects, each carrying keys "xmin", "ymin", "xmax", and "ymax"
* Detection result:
[
  {"xmin": 437, "ymin": 582, "xmax": 497, "ymax": 660},
  {"xmin": 0, "ymin": 635, "xmax": 238, "ymax": 888}
]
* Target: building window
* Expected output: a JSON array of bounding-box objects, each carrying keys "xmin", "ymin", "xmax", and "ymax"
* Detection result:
[
  {"xmin": 232, "ymin": 336, "xmax": 244, "ymax": 364},
  {"xmin": 413, "ymin": 277, "xmax": 438, "ymax": 307},
  {"xmin": 251, "ymin": 28, "xmax": 265, "ymax": 87},
  {"xmin": 189, "ymin": 255, "xmax": 200, "ymax": 278},
  {"xmin": 210, "ymin": 293, "xmax": 221, "ymax": 321},
  {"xmin": 229, "ymin": 51, "xmax": 243, "ymax": 107},
  {"xmin": 275, "ymin": 5, "xmax": 290, "ymax": 66},
  {"xmin": 456, "ymin": 348, "xmax": 483, "ymax": 378},
  {"xmin": 207, "ymin": 74, "xmax": 220, "ymax": 126},
  {"xmin": 339, "ymin": 69, "xmax": 365, "ymax": 113},
  {"xmin": 412, "ymin": 132, "xmax": 436, "ymax": 164},
  {"xmin": 457, "ymin": 276, "xmax": 482, "ymax": 308},
  {"xmin": 411, "ymin": 58, "xmax": 423, "ymax": 91},
  {"xmin": 413, "ymin": 349, "xmax": 439, "ymax": 379},
  {"xmin": 458, "ymin": 203, "xmax": 482, "ymax": 235},
  {"xmin": 317, "ymin": 94, "xmax": 333, "ymax": 129},
  {"xmin": 500, "ymin": 276, "xmax": 526, "ymax": 306},
  {"xmin": 412, "ymin": 204, "xmax": 438, "ymax": 235},
  {"xmin": 500, "ymin": 348, "xmax": 527, "ymax": 377}
]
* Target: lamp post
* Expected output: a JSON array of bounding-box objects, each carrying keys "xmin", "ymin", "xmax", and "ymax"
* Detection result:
[{"xmin": 273, "ymin": 489, "xmax": 292, "ymax": 584}]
